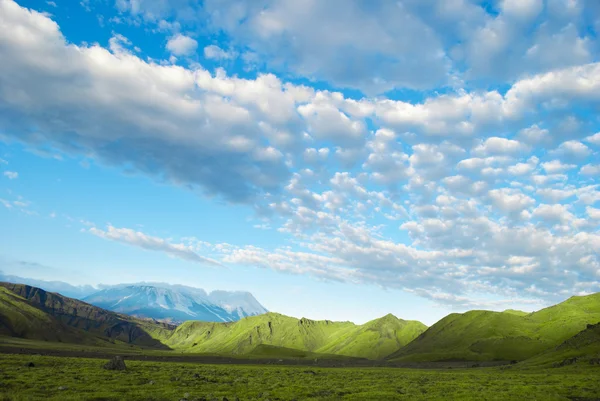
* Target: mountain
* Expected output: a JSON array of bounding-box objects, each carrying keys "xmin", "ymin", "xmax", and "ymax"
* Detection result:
[
  {"xmin": 316, "ymin": 313, "xmax": 428, "ymax": 359},
  {"xmin": 0, "ymin": 272, "xmax": 99, "ymax": 299},
  {"xmin": 0, "ymin": 282, "xmax": 175, "ymax": 348},
  {"xmin": 386, "ymin": 292, "xmax": 600, "ymax": 363},
  {"xmin": 82, "ymin": 284, "xmax": 268, "ymax": 323},
  {"xmin": 163, "ymin": 312, "xmax": 427, "ymax": 359},
  {"xmin": 0, "ymin": 283, "xmax": 427, "ymax": 360},
  {"xmin": 522, "ymin": 321, "xmax": 600, "ymax": 367}
]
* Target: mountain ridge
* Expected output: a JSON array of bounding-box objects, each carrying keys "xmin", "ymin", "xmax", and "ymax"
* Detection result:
[
  {"xmin": 83, "ymin": 283, "xmax": 268, "ymax": 323},
  {"xmin": 0, "ymin": 273, "xmax": 268, "ymax": 324},
  {"xmin": 386, "ymin": 292, "xmax": 600, "ymax": 362}
]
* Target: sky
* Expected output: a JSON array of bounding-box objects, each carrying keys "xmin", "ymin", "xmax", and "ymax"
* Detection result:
[{"xmin": 0, "ymin": 0, "xmax": 599, "ymax": 326}]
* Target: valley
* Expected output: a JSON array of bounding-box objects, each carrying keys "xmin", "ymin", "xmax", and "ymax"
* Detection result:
[{"xmin": 1, "ymin": 281, "xmax": 599, "ymax": 400}]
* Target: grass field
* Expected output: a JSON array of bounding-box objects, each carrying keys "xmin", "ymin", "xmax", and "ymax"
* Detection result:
[{"xmin": 0, "ymin": 353, "xmax": 599, "ymax": 401}]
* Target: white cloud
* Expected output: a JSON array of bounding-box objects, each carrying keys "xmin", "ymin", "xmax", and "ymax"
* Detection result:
[
  {"xmin": 488, "ymin": 188, "xmax": 535, "ymax": 214},
  {"xmin": 551, "ymin": 140, "xmax": 591, "ymax": 159},
  {"xmin": 532, "ymin": 203, "xmax": 575, "ymax": 225},
  {"xmin": 585, "ymin": 132, "xmax": 600, "ymax": 145},
  {"xmin": 472, "ymin": 137, "xmax": 529, "ymax": 156},
  {"xmin": 3, "ymin": 171, "xmax": 18, "ymax": 180},
  {"xmin": 166, "ymin": 33, "xmax": 198, "ymax": 56},
  {"xmin": 517, "ymin": 124, "xmax": 549, "ymax": 144},
  {"xmin": 501, "ymin": 0, "xmax": 543, "ymax": 20},
  {"xmin": 541, "ymin": 160, "xmax": 577, "ymax": 174},
  {"xmin": 587, "ymin": 207, "xmax": 600, "ymax": 220},
  {"xmin": 580, "ymin": 164, "xmax": 600, "ymax": 176},
  {"xmin": 89, "ymin": 225, "xmax": 222, "ymax": 266},
  {"xmin": 536, "ymin": 188, "xmax": 575, "ymax": 203},
  {"xmin": 507, "ymin": 156, "xmax": 538, "ymax": 175},
  {"xmin": 204, "ymin": 45, "xmax": 236, "ymax": 61},
  {"xmin": 3, "ymin": 0, "xmax": 600, "ymax": 311}
]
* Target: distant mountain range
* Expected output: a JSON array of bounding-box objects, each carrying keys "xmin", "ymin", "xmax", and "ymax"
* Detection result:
[
  {"xmin": 0, "ymin": 273, "xmax": 267, "ymax": 323},
  {"xmin": 0, "ymin": 282, "xmax": 173, "ymax": 348},
  {"xmin": 0, "ymin": 272, "xmax": 99, "ymax": 299},
  {"xmin": 1, "ymin": 281, "xmax": 600, "ymax": 366},
  {"xmin": 82, "ymin": 284, "xmax": 268, "ymax": 323}
]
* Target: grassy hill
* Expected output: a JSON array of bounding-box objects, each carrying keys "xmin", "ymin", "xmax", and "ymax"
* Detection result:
[
  {"xmin": 521, "ymin": 321, "xmax": 600, "ymax": 368},
  {"xmin": 0, "ymin": 282, "xmax": 174, "ymax": 349},
  {"xmin": 164, "ymin": 312, "xmax": 427, "ymax": 359},
  {"xmin": 0, "ymin": 283, "xmax": 427, "ymax": 359},
  {"xmin": 387, "ymin": 293, "xmax": 600, "ymax": 363},
  {"xmin": 0, "ymin": 286, "xmax": 85, "ymax": 343},
  {"xmin": 4, "ymin": 281, "xmax": 600, "ymax": 364},
  {"xmin": 316, "ymin": 314, "xmax": 427, "ymax": 359}
]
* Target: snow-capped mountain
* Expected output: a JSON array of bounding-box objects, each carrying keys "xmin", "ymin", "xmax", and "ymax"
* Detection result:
[{"xmin": 82, "ymin": 283, "xmax": 268, "ymax": 323}]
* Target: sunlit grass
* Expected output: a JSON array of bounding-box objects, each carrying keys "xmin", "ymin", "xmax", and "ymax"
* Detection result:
[{"xmin": 1, "ymin": 354, "xmax": 599, "ymax": 401}]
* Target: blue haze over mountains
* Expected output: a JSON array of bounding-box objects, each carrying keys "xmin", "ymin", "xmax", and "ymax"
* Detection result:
[{"xmin": 0, "ymin": 272, "xmax": 268, "ymax": 323}]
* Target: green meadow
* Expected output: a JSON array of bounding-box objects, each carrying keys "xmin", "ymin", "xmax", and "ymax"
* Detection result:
[
  {"xmin": 2, "ymin": 282, "xmax": 600, "ymax": 400},
  {"xmin": 1, "ymin": 353, "xmax": 599, "ymax": 401}
]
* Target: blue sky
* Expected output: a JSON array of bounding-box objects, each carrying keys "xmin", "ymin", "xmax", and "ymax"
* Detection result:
[{"xmin": 1, "ymin": 0, "xmax": 599, "ymax": 325}]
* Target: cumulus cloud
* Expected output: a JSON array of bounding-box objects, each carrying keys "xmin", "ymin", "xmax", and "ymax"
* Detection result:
[
  {"xmin": 551, "ymin": 140, "xmax": 592, "ymax": 159},
  {"xmin": 473, "ymin": 137, "xmax": 529, "ymax": 156},
  {"xmin": 541, "ymin": 160, "xmax": 577, "ymax": 174},
  {"xmin": 117, "ymin": 0, "xmax": 600, "ymax": 94},
  {"xmin": 580, "ymin": 164, "xmax": 600, "ymax": 176},
  {"xmin": 0, "ymin": 1, "xmax": 293, "ymax": 203},
  {"xmin": 203, "ymin": 45, "xmax": 236, "ymax": 61},
  {"xmin": 488, "ymin": 188, "xmax": 535, "ymax": 215},
  {"xmin": 3, "ymin": 0, "xmax": 600, "ymax": 310},
  {"xmin": 586, "ymin": 132, "xmax": 600, "ymax": 145},
  {"xmin": 166, "ymin": 33, "xmax": 197, "ymax": 56}
]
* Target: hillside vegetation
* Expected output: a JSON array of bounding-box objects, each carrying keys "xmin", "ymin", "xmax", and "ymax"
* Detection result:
[
  {"xmin": 387, "ymin": 293, "xmax": 600, "ymax": 362},
  {"xmin": 164, "ymin": 312, "xmax": 427, "ymax": 359},
  {"xmin": 0, "ymin": 282, "xmax": 174, "ymax": 349},
  {"xmin": 3, "ymin": 281, "xmax": 600, "ymax": 365},
  {"xmin": 521, "ymin": 321, "xmax": 600, "ymax": 368}
]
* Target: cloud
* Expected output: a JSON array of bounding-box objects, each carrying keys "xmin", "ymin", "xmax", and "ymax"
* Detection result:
[
  {"xmin": 588, "ymin": 207, "xmax": 600, "ymax": 220},
  {"xmin": 3, "ymin": 171, "xmax": 18, "ymax": 179},
  {"xmin": 3, "ymin": 0, "xmax": 600, "ymax": 310},
  {"xmin": 203, "ymin": 45, "xmax": 236, "ymax": 61},
  {"xmin": 116, "ymin": 0, "xmax": 600, "ymax": 94},
  {"xmin": 580, "ymin": 164, "xmax": 600, "ymax": 176},
  {"xmin": 166, "ymin": 33, "xmax": 197, "ymax": 56},
  {"xmin": 0, "ymin": 2, "xmax": 294, "ymax": 203},
  {"xmin": 472, "ymin": 137, "xmax": 529, "ymax": 156},
  {"xmin": 586, "ymin": 132, "xmax": 600, "ymax": 145},
  {"xmin": 488, "ymin": 188, "xmax": 535, "ymax": 215},
  {"xmin": 89, "ymin": 225, "xmax": 222, "ymax": 267},
  {"xmin": 541, "ymin": 160, "xmax": 577, "ymax": 174},
  {"xmin": 550, "ymin": 140, "xmax": 592, "ymax": 159}
]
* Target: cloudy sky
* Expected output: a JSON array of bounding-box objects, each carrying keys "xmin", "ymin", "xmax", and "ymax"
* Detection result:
[{"xmin": 1, "ymin": 0, "xmax": 599, "ymax": 325}]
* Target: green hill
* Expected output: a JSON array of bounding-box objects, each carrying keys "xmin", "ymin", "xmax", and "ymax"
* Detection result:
[
  {"xmin": 0, "ymin": 286, "xmax": 85, "ymax": 343},
  {"xmin": 387, "ymin": 293, "xmax": 600, "ymax": 363},
  {"xmin": 0, "ymin": 282, "xmax": 174, "ymax": 349},
  {"xmin": 164, "ymin": 312, "xmax": 427, "ymax": 359},
  {"xmin": 316, "ymin": 313, "xmax": 427, "ymax": 359},
  {"xmin": 5, "ymin": 281, "xmax": 599, "ymax": 364},
  {"xmin": 503, "ymin": 309, "xmax": 528, "ymax": 316},
  {"xmin": 521, "ymin": 322, "xmax": 600, "ymax": 368}
]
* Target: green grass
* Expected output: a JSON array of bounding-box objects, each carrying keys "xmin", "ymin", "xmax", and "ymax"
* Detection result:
[
  {"xmin": 1, "ymin": 353, "xmax": 599, "ymax": 401},
  {"xmin": 163, "ymin": 312, "xmax": 426, "ymax": 360},
  {"xmin": 387, "ymin": 292, "xmax": 600, "ymax": 363},
  {"xmin": 522, "ymin": 322, "xmax": 600, "ymax": 368},
  {"xmin": 4, "ymin": 282, "xmax": 600, "ymax": 366},
  {"xmin": 0, "ymin": 283, "xmax": 174, "ymax": 349},
  {"xmin": 502, "ymin": 309, "xmax": 528, "ymax": 317}
]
